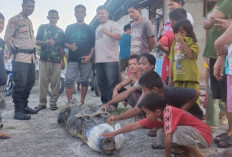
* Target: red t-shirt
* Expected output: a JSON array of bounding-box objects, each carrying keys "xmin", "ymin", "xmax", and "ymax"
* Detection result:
[
  {"xmin": 139, "ymin": 106, "xmax": 212, "ymax": 146},
  {"xmin": 159, "ymin": 31, "xmax": 175, "ymax": 83}
]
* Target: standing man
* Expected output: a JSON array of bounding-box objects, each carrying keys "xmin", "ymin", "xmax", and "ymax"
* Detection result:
[
  {"xmin": 35, "ymin": 10, "xmax": 65, "ymax": 111},
  {"xmin": 95, "ymin": 5, "xmax": 122, "ymax": 108},
  {"xmin": 4, "ymin": 0, "xmax": 38, "ymax": 120},
  {"xmin": 127, "ymin": 1, "xmax": 156, "ymax": 55},
  {"xmin": 64, "ymin": 5, "xmax": 95, "ymax": 105}
]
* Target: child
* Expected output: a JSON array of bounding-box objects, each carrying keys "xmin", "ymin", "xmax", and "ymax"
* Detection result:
[
  {"xmin": 168, "ymin": 19, "xmax": 200, "ymax": 101},
  {"xmin": 102, "ymin": 92, "xmax": 212, "ymax": 157},
  {"xmin": 157, "ymin": 8, "xmax": 187, "ymax": 84},
  {"xmin": 0, "ymin": 12, "xmax": 10, "ymax": 139}
]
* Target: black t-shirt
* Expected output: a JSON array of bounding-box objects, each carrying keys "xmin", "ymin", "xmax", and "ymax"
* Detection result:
[
  {"xmin": 0, "ymin": 38, "xmax": 6, "ymax": 86},
  {"xmin": 65, "ymin": 23, "xmax": 95, "ymax": 62},
  {"xmin": 137, "ymin": 87, "xmax": 203, "ymax": 119}
]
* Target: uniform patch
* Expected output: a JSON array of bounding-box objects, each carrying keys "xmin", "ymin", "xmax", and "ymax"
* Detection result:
[{"xmin": 10, "ymin": 22, "xmax": 15, "ymax": 28}]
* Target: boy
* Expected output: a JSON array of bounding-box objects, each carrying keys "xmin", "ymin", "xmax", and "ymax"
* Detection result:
[
  {"xmin": 107, "ymin": 71, "xmax": 203, "ymax": 125},
  {"xmin": 0, "ymin": 12, "xmax": 10, "ymax": 139},
  {"xmin": 102, "ymin": 92, "xmax": 212, "ymax": 157},
  {"xmin": 119, "ymin": 24, "xmax": 131, "ymax": 81}
]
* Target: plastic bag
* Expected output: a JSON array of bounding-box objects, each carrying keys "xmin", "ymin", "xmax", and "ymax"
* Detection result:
[{"xmin": 86, "ymin": 123, "xmax": 124, "ymax": 154}]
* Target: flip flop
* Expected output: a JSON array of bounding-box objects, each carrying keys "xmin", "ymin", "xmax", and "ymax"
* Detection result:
[
  {"xmin": 152, "ymin": 144, "xmax": 164, "ymax": 149},
  {"xmin": 216, "ymin": 134, "xmax": 232, "ymax": 148},
  {"xmin": 214, "ymin": 133, "xmax": 228, "ymax": 143},
  {"xmin": 0, "ymin": 132, "xmax": 10, "ymax": 139}
]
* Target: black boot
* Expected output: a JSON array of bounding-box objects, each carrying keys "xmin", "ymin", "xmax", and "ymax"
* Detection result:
[
  {"xmin": 23, "ymin": 106, "xmax": 38, "ymax": 114},
  {"xmin": 14, "ymin": 106, "xmax": 31, "ymax": 120}
]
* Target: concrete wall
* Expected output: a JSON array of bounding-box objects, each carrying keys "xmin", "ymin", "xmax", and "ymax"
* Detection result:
[
  {"xmin": 163, "ymin": 0, "xmax": 206, "ymax": 81},
  {"xmin": 184, "ymin": 0, "xmax": 206, "ymax": 81}
]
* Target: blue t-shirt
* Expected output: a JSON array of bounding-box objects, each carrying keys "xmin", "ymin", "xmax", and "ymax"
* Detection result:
[{"xmin": 119, "ymin": 33, "xmax": 131, "ymax": 59}]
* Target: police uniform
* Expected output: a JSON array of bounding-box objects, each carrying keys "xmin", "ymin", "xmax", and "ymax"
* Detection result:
[{"xmin": 4, "ymin": 12, "xmax": 37, "ymax": 118}]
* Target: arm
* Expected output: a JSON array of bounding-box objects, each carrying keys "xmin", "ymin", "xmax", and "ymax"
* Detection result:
[
  {"xmin": 181, "ymin": 90, "xmax": 200, "ymax": 111},
  {"xmin": 148, "ymin": 36, "xmax": 155, "ymax": 52},
  {"xmin": 157, "ymin": 40, "xmax": 169, "ymax": 54},
  {"xmin": 4, "ymin": 18, "xmax": 17, "ymax": 58},
  {"xmin": 107, "ymin": 106, "xmax": 142, "ymax": 124},
  {"xmin": 102, "ymin": 27, "xmax": 121, "ymax": 40},
  {"xmin": 205, "ymin": 67, "xmax": 210, "ymax": 89},
  {"xmin": 113, "ymin": 78, "xmax": 132, "ymax": 98},
  {"xmin": 165, "ymin": 133, "xmax": 173, "ymax": 157},
  {"xmin": 215, "ymin": 24, "xmax": 232, "ymax": 56},
  {"xmin": 176, "ymin": 34, "xmax": 195, "ymax": 59},
  {"xmin": 101, "ymin": 122, "xmax": 143, "ymax": 138},
  {"xmin": 105, "ymin": 86, "xmax": 138, "ymax": 109},
  {"xmin": 204, "ymin": 8, "xmax": 226, "ymax": 30},
  {"xmin": 59, "ymin": 47, "xmax": 65, "ymax": 69}
]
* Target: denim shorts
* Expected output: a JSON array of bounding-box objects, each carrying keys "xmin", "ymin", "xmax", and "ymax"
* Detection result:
[{"xmin": 65, "ymin": 62, "xmax": 92, "ymax": 88}]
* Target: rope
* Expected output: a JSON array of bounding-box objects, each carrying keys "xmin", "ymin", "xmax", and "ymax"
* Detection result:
[{"xmin": 75, "ymin": 106, "xmax": 110, "ymax": 125}]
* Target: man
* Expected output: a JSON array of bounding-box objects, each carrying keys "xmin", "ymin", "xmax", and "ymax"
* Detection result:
[
  {"xmin": 95, "ymin": 5, "xmax": 121, "ymax": 107},
  {"xmin": 113, "ymin": 54, "xmax": 140, "ymax": 107},
  {"xmin": 107, "ymin": 70, "xmax": 202, "ymax": 124},
  {"xmin": 203, "ymin": 0, "xmax": 232, "ymax": 148},
  {"xmin": 104, "ymin": 53, "xmax": 156, "ymax": 110},
  {"xmin": 127, "ymin": 1, "xmax": 155, "ymax": 55},
  {"xmin": 119, "ymin": 24, "xmax": 131, "ymax": 81},
  {"xmin": 4, "ymin": 0, "xmax": 38, "ymax": 120},
  {"xmin": 64, "ymin": 5, "xmax": 95, "ymax": 105},
  {"xmin": 0, "ymin": 12, "xmax": 10, "ymax": 139},
  {"xmin": 35, "ymin": 10, "xmax": 65, "ymax": 111}
]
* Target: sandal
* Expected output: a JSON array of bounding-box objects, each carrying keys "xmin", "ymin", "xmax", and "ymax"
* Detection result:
[
  {"xmin": 147, "ymin": 129, "xmax": 157, "ymax": 137},
  {"xmin": 216, "ymin": 134, "xmax": 232, "ymax": 148},
  {"xmin": 214, "ymin": 133, "xmax": 228, "ymax": 143},
  {"xmin": 50, "ymin": 105, "xmax": 58, "ymax": 110},
  {"xmin": 0, "ymin": 132, "xmax": 10, "ymax": 139},
  {"xmin": 152, "ymin": 144, "xmax": 164, "ymax": 149},
  {"xmin": 35, "ymin": 105, "xmax": 46, "ymax": 111},
  {"xmin": 171, "ymin": 147, "xmax": 185, "ymax": 155}
]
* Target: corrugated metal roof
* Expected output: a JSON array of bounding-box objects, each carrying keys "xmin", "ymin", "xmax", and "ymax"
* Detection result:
[{"xmin": 89, "ymin": 0, "xmax": 163, "ymax": 29}]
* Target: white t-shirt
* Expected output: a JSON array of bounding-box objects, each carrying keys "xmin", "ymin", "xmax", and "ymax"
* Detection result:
[
  {"xmin": 228, "ymin": 44, "xmax": 232, "ymax": 75},
  {"xmin": 95, "ymin": 20, "xmax": 121, "ymax": 63},
  {"xmin": 187, "ymin": 12, "xmax": 194, "ymax": 25}
]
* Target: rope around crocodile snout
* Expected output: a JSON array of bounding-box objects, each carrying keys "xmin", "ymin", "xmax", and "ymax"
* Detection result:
[{"xmin": 75, "ymin": 106, "xmax": 110, "ymax": 124}]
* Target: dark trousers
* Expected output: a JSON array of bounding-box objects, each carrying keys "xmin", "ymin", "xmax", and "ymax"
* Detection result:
[
  {"xmin": 96, "ymin": 62, "xmax": 120, "ymax": 107},
  {"xmin": 12, "ymin": 61, "xmax": 35, "ymax": 111}
]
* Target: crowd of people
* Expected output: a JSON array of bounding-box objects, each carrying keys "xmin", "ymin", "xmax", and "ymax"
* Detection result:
[{"xmin": 0, "ymin": 0, "xmax": 232, "ymax": 156}]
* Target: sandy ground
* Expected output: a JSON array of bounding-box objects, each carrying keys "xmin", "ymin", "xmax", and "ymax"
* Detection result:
[{"xmin": 0, "ymin": 83, "xmax": 231, "ymax": 157}]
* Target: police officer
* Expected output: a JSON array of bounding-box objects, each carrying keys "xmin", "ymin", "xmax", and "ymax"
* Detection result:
[{"xmin": 4, "ymin": 0, "xmax": 38, "ymax": 120}]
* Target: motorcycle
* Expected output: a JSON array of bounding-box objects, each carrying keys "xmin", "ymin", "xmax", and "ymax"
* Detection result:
[{"xmin": 4, "ymin": 59, "xmax": 14, "ymax": 96}]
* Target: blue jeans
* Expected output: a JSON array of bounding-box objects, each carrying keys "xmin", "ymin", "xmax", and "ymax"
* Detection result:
[{"xmin": 96, "ymin": 62, "xmax": 120, "ymax": 107}]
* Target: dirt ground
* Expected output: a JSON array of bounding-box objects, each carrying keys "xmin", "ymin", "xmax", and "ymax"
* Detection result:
[{"xmin": 0, "ymin": 83, "xmax": 231, "ymax": 157}]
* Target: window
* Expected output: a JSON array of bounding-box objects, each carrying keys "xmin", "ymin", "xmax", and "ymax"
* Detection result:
[{"xmin": 203, "ymin": 0, "xmax": 217, "ymax": 16}]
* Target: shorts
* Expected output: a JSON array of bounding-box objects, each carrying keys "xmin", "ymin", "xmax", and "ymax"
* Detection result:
[
  {"xmin": 227, "ymin": 75, "xmax": 232, "ymax": 112},
  {"xmin": 209, "ymin": 59, "xmax": 227, "ymax": 102},
  {"xmin": 156, "ymin": 127, "xmax": 208, "ymax": 148},
  {"xmin": 119, "ymin": 59, "xmax": 128, "ymax": 72},
  {"xmin": 65, "ymin": 62, "xmax": 92, "ymax": 88}
]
